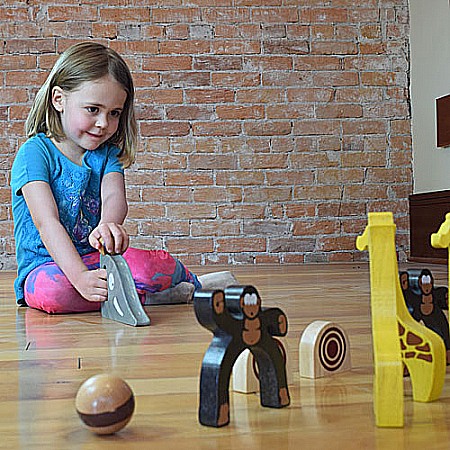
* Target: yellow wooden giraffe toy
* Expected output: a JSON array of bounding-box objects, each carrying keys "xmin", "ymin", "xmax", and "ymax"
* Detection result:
[
  {"xmin": 356, "ymin": 212, "xmax": 445, "ymax": 428},
  {"xmin": 431, "ymin": 212, "xmax": 450, "ymax": 291}
]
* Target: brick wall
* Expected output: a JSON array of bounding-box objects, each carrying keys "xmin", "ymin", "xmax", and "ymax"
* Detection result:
[{"xmin": 0, "ymin": 0, "xmax": 412, "ymax": 269}]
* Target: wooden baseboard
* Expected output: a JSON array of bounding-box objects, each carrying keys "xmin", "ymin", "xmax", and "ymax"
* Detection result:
[
  {"xmin": 408, "ymin": 256, "xmax": 447, "ymax": 265},
  {"xmin": 409, "ymin": 190, "xmax": 450, "ymax": 265}
]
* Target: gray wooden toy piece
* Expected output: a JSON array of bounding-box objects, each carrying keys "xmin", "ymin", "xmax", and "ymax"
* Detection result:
[{"xmin": 100, "ymin": 253, "xmax": 150, "ymax": 327}]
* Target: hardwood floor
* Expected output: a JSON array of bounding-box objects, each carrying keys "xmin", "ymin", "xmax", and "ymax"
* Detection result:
[{"xmin": 0, "ymin": 263, "xmax": 449, "ymax": 449}]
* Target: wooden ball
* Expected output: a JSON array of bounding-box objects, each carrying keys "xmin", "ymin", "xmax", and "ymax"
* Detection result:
[{"xmin": 75, "ymin": 374, "xmax": 135, "ymax": 435}]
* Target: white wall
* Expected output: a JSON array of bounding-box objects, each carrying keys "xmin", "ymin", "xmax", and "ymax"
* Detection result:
[{"xmin": 410, "ymin": 0, "xmax": 450, "ymax": 193}]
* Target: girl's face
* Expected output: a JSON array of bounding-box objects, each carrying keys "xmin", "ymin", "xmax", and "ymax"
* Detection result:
[{"xmin": 52, "ymin": 74, "xmax": 127, "ymax": 157}]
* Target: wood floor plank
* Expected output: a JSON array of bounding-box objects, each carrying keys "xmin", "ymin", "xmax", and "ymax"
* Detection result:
[{"xmin": 0, "ymin": 263, "xmax": 449, "ymax": 449}]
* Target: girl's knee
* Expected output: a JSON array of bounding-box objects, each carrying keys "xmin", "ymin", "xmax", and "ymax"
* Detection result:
[{"xmin": 24, "ymin": 263, "xmax": 100, "ymax": 314}]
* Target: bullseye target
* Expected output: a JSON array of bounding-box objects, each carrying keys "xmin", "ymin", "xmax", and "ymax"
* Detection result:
[
  {"xmin": 299, "ymin": 321, "xmax": 351, "ymax": 379},
  {"xmin": 318, "ymin": 327, "xmax": 347, "ymax": 372}
]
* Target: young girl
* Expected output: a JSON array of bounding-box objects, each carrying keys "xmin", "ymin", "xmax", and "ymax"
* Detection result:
[{"xmin": 11, "ymin": 42, "xmax": 235, "ymax": 314}]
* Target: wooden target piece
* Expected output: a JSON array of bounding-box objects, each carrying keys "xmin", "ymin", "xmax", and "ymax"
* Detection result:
[
  {"xmin": 232, "ymin": 339, "xmax": 291, "ymax": 394},
  {"xmin": 299, "ymin": 320, "xmax": 351, "ymax": 379}
]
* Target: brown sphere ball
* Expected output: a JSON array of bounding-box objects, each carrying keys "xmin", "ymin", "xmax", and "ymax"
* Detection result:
[{"xmin": 75, "ymin": 374, "xmax": 135, "ymax": 435}]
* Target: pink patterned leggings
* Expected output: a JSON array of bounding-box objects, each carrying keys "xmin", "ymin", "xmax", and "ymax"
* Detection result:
[{"xmin": 23, "ymin": 247, "xmax": 200, "ymax": 314}]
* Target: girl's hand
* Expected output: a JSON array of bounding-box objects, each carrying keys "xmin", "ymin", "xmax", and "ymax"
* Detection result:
[
  {"xmin": 89, "ymin": 222, "xmax": 129, "ymax": 255},
  {"xmin": 73, "ymin": 268, "xmax": 108, "ymax": 302}
]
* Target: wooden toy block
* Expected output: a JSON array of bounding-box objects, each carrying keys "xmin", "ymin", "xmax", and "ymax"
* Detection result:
[
  {"xmin": 232, "ymin": 338, "xmax": 291, "ymax": 394},
  {"xmin": 100, "ymin": 253, "xmax": 150, "ymax": 327},
  {"xmin": 299, "ymin": 320, "xmax": 351, "ymax": 379},
  {"xmin": 400, "ymin": 269, "xmax": 450, "ymax": 364},
  {"xmin": 232, "ymin": 349, "xmax": 259, "ymax": 394},
  {"xmin": 357, "ymin": 212, "xmax": 445, "ymax": 428},
  {"xmin": 194, "ymin": 285, "xmax": 290, "ymax": 427}
]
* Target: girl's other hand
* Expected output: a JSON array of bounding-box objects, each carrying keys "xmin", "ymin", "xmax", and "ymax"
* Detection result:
[
  {"xmin": 89, "ymin": 222, "xmax": 129, "ymax": 255},
  {"xmin": 74, "ymin": 268, "xmax": 108, "ymax": 302}
]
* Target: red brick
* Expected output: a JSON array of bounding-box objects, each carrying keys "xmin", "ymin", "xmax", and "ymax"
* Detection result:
[
  {"xmin": 317, "ymin": 168, "xmax": 365, "ymax": 184},
  {"xmin": 6, "ymin": 39, "xmax": 56, "ymax": 54},
  {"xmin": 265, "ymin": 40, "xmax": 309, "ymax": 55},
  {"xmin": 240, "ymin": 154, "xmax": 288, "ymax": 169},
  {"xmin": 127, "ymin": 203, "xmax": 165, "ymax": 220},
  {"xmin": 138, "ymin": 87, "xmax": 185, "ymax": 104},
  {"xmin": 213, "ymin": 40, "xmax": 261, "ymax": 55},
  {"xmin": 193, "ymin": 187, "xmax": 242, "ymax": 203},
  {"xmin": 318, "ymin": 235, "xmax": 356, "ymax": 252},
  {"xmin": 341, "ymin": 151, "xmax": 386, "ymax": 168},
  {"xmin": 287, "ymin": 88, "xmax": 334, "ymax": 102},
  {"xmin": 218, "ymin": 205, "xmax": 265, "ymax": 220},
  {"xmin": 186, "ymin": 89, "xmax": 235, "ymax": 104},
  {"xmin": 166, "ymin": 105, "xmax": 213, "ymax": 120},
  {"xmin": 295, "ymin": 185, "xmax": 343, "ymax": 201},
  {"xmin": 165, "ymin": 24, "xmax": 189, "ymax": 39},
  {"xmin": 267, "ymin": 170, "xmax": 314, "ymax": 186},
  {"xmin": 244, "ymin": 121, "xmax": 291, "ymax": 136},
  {"xmin": 212, "ymin": 72, "xmax": 261, "ymax": 87},
  {"xmin": 294, "ymin": 55, "xmax": 341, "ymax": 71},
  {"xmin": 125, "ymin": 171, "xmax": 163, "ymax": 186},
  {"xmin": 152, "ymin": 7, "xmax": 201, "ymax": 23},
  {"xmin": 0, "ymin": 55, "xmax": 36, "ymax": 70},
  {"xmin": 266, "ymin": 104, "xmax": 314, "ymax": 119},
  {"xmin": 193, "ymin": 56, "xmax": 242, "ymax": 71},
  {"xmin": 202, "ymin": 8, "xmax": 250, "ymax": 23},
  {"xmin": 243, "ymin": 187, "xmax": 291, "ymax": 202},
  {"xmin": 143, "ymin": 56, "xmax": 192, "ymax": 71},
  {"xmin": 217, "ymin": 237, "xmax": 266, "ymax": 253},
  {"xmin": 160, "ymin": 40, "xmax": 211, "ymax": 55},
  {"xmin": 251, "ymin": 8, "xmax": 298, "ymax": 23},
  {"xmin": 268, "ymin": 237, "xmax": 315, "ymax": 253},
  {"xmin": 293, "ymin": 120, "xmax": 340, "ymax": 136},
  {"xmin": 242, "ymin": 56, "xmax": 293, "ymax": 71},
  {"xmin": 192, "ymin": 122, "xmax": 241, "ymax": 136},
  {"xmin": 216, "ymin": 168, "xmax": 265, "ymax": 185},
  {"xmin": 49, "ymin": 6, "xmax": 98, "ymax": 21},
  {"xmin": 162, "ymin": 72, "xmax": 211, "ymax": 88},
  {"xmin": 191, "ymin": 221, "xmax": 240, "ymax": 237},
  {"xmin": 165, "ymin": 171, "xmax": 214, "ymax": 187},
  {"xmin": 361, "ymin": 72, "xmax": 404, "ymax": 86},
  {"xmin": 166, "ymin": 238, "xmax": 214, "ymax": 254},
  {"xmin": 141, "ymin": 187, "xmax": 192, "ymax": 203},
  {"xmin": 217, "ymin": 105, "xmax": 264, "ymax": 120},
  {"xmin": 140, "ymin": 122, "xmax": 190, "ymax": 137},
  {"xmin": 293, "ymin": 219, "xmax": 340, "ymax": 236},
  {"xmin": 141, "ymin": 221, "xmax": 190, "ymax": 237},
  {"xmin": 301, "ymin": 7, "xmax": 349, "ymax": 23},
  {"xmin": 166, "ymin": 204, "xmax": 216, "ymax": 220},
  {"xmin": 344, "ymin": 185, "xmax": 388, "ymax": 200},
  {"xmin": 311, "ymin": 42, "xmax": 358, "ymax": 55},
  {"xmin": 313, "ymin": 71, "xmax": 359, "ymax": 87},
  {"xmin": 342, "ymin": 120, "xmax": 387, "ymax": 135},
  {"xmin": 316, "ymin": 104, "xmax": 363, "ymax": 119},
  {"xmin": 1, "ymin": 7, "xmax": 29, "ymax": 22},
  {"xmin": 135, "ymin": 105, "xmax": 163, "ymax": 121}
]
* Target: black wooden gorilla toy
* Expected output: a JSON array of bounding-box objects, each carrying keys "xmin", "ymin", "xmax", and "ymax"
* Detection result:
[{"xmin": 194, "ymin": 285, "xmax": 290, "ymax": 427}]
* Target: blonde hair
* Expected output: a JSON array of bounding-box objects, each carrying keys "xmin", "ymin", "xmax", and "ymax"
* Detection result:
[{"xmin": 26, "ymin": 42, "xmax": 137, "ymax": 168}]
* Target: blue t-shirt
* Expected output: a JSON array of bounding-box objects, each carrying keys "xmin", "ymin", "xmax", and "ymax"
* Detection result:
[{"xmin": 10, "ymin": 133, "xmax": 124, "ymax": 304}]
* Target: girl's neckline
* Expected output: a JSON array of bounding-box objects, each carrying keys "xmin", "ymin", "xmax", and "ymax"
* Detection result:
[{"xmin": 46, "ymin": 136, "xmax": 89, "ymax": 168}]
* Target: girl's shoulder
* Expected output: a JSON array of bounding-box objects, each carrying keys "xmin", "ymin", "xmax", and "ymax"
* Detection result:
[{"xmin": 18, "ymin": 133, "xmax": 55, "ymax": 158}]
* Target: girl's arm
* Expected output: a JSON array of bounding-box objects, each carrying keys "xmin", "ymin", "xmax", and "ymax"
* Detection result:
[
  {"xmin": 22, "ymin": 181, "xmax": 108, "ymax": 302},
  {"xmin": 88, "ymin": 171, "xmax": 129, "ymax": 255}
]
